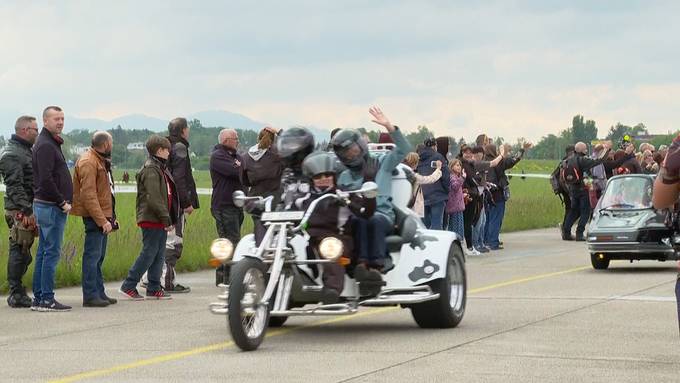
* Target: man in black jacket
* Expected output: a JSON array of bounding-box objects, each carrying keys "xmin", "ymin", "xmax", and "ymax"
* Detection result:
[
  {"xmin": 32, "ymin": 106, "xmax": 73, "ymax": 311},
  {"xmin": 209, "ymin": 129, "xmax": 243, "ymax": 285},
  {"xmin": 562, "ymin": 142, "xmax": 609, "ymax": 241},
  {"xmin": 1, "ymin": 115, "xmax": 39, "ymax": 307},
  {"xmin": 163, "ymin": 117, "xmax": 198, "ymax": 293}
]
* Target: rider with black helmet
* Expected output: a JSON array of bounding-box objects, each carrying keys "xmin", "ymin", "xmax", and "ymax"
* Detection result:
[
  {"xmin": 276, "ymin": 127, "xmax": 316, "ymax": 210},
  {"xmin": 332, "ymin": 107, "xmax": 410, "ymax": 295}
]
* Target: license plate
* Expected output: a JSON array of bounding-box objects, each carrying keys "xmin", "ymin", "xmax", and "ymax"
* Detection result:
[{"xmin": 261, "ymin": 211, "xmax": 305, "ymax": 222}]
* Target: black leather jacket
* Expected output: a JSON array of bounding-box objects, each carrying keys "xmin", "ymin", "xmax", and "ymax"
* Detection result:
[{"xmin": 0, "ymin": 135, "xmax": 34, "ymax": 215}]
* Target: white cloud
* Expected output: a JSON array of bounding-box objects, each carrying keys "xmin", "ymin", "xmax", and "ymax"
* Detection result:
[{"xmin": 0, "ymin": 0, "xmax": 678, "ymax": 142}]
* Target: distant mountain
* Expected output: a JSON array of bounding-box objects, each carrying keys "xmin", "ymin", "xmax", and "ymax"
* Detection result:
[{"xmin": 0, "ymin": 109, "xmax": 331, "ymax": 142}]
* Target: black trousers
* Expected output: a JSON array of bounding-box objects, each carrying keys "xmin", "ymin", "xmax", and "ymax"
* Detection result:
[
  {"xmin": 212, "ymin": 206, "xmax": 244, "ymax": 285},
  {"xmin": 5, "ymin": 213, "xmax": 32, "ymax": 296}
]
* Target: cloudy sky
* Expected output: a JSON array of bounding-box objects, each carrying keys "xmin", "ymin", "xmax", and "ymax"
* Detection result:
[{"xmin": 1, "ymin": 0, "xmax": 678, "ymax": 141}]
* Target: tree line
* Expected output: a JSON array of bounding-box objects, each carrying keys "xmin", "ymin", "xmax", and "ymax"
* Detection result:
[{"xmin": 2, "ymin": 115, "xmax": 672, "ymax": 170}]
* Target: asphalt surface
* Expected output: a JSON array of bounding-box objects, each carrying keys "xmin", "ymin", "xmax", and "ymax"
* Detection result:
[{"xmin": 1, "ymin": 228, "xmax": 678, "ymax": 383}]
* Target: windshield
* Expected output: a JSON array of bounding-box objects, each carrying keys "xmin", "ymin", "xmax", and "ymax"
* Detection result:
[{"xmin": 600, "ymin": 177, "xmax": 653, "ymax": 210}]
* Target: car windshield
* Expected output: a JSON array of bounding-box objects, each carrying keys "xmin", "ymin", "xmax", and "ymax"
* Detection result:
[{"xmin": 600, "ymin": 177, "xmax": 653, "ymax": 210}]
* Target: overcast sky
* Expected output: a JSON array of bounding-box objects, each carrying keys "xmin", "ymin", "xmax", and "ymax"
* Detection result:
[{"xmin": 1, "ymin": 0, "xmax": 678, "ymax": 141}]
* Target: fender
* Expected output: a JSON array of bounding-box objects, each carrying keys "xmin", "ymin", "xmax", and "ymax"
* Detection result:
[{"xmin": 384, "ymin": 229, "xmax": 462, "ymax": 288}]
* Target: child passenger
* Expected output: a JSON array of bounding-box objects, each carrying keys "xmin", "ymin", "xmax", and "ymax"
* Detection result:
[{"xmin": 296, "ymin": 151, "xmax": 376, "ymax": 303}]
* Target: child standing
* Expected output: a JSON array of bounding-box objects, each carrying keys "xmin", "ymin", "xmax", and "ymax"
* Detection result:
[
  {"xmin": 119, "ymin": 135, "xmax": 179, "ymax": 300},
  {"xmin": 446, "ymin": 159, "xmax": 465, "ymax": 240}
]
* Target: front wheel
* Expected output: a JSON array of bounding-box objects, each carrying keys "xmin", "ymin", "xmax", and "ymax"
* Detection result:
[
  {"xmin": 590, "ymin": 253, "xmax": 610, "ymax": 270},
  {"xmin": 411, "ymin": 242, "xmax": 467, "ymax": 328},
  {"xmin": 228, "ymin": 257, "xmax": 270, "ymax": 351}
]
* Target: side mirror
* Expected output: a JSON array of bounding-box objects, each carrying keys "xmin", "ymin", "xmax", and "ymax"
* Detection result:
[
  {"xmin": 232, "ymin": 190, "xmax": 247, "ymax": 208},
  {"xmin": 358, "ymin": 181, "xmax": 378, "ymax": 199}
]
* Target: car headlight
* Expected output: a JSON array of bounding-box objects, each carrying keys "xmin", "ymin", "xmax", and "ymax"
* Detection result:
[
  {"xmin": 210, "ymin": 238, "xmax": 234, "ymax": 263},
  {"xmin": 319, "ymin": 237, "xmax": 343, "ymax": 261}
]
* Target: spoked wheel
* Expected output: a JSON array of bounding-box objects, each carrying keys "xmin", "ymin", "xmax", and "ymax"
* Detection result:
[
  {"xmin": 411, "ymin": 242, "xmax": 467, "ymax": 328},
  {"xmin": 228, "ymin": 258, "xmax": 270, "ymax": 351}
]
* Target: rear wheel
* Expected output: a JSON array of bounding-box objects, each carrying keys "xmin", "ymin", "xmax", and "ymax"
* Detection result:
[
  {"xmin": 590, "ymin": 253, "xmax": 610, "ymax": 270},
  {"xmin": 228, "ymin": 258, "xmax": 269, "ymax": 351},
  {"xmin": 411, "ymin": 242, "xmax": 467, "ymax": 328}
]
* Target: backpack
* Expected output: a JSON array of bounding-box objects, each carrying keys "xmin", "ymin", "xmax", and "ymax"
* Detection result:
[
  {"xmin": 549, "ymin": 163, "xmax": 563, "ymax": 194},
  {"xmin": 561, "ymin": 156, "xmax": 582, "ymax": 185}
]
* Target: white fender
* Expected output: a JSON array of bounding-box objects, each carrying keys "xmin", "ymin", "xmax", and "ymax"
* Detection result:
[{"xmin": 384, "ymin": 229, "xmax": 461, "ymax": 288}]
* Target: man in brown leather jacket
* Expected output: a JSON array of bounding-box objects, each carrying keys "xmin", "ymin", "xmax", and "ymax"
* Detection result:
[{"xmin": 71, "ymin": 131, "xmax": 118, "ymax": 307}]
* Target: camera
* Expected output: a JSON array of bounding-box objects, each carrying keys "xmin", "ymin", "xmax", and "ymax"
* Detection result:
[
  {"xmin": 430, "ymin": 161, "xmax": 438, "ymax": 168},
  {"xmin": 619, "ymin": 134, "xmax": 632, "ymax": 150}
]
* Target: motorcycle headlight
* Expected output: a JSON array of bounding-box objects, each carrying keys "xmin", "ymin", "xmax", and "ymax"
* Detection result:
[
  {"xmin": 210, "ymin": 238, "xmax": 234, "ymax": 264},
  {"xmin": 319, "ymin": 237, "xmax": 343, "ymax": 261}
]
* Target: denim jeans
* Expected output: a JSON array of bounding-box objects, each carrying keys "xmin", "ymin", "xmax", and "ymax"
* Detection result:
[
  {"xmin": 564, "ymin": 190, "xmax": 590, "ymax": 236},
  {"xmin": 485, "ymin": 200, "xmax": 506, "ymax": 248},
  {"xmin": 353, "ymin": 214, "xmax": 393, "ymax": 267},
  {"xmin": 447, "ymin": 211, "xmax": 465, "ymax": 240},
  {"xmin": 33, "ymin": 202, "xmax": 68, "ymax": 302},
  {"xmin": 472, "ymin": 205, "xmax": 487, "ymax": 248},
  {"xmin": 423, "ymin": 201, "xmax": 446, "ymax": 230},
  {"xmin": 82, "ymin": 217, "xmax": 109, "ymax": 301},
  {"xmin": 122, "ymin": 228, "xmax": 167, "ymax": 292}
]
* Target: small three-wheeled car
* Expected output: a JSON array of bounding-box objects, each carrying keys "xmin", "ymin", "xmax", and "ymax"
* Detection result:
[
  {"xmin": 208, "ymin": 159, "xmax": 467, "ymax": 351},
  {"xmin": 587, "ymin": 174, "xmax": 679, "ymax": 269}
]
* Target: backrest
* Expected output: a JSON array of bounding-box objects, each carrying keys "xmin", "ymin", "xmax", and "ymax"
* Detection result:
[{"xmin": 391, "ymin": 163, "xmax": 414, "ymax": 210}]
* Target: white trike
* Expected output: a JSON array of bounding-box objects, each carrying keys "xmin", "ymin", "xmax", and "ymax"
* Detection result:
[{"xmin": 209, "ymin": 163, "xmax": 467, "ymax": 351}]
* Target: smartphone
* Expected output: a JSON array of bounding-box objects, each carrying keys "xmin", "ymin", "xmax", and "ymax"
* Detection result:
[{"xmin": 430, "ymin": 161, "xmax": 438, "ymax": 168}]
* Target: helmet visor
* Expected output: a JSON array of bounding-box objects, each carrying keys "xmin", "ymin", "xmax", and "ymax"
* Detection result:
[{"xmin": 336, "ymin": 142, "xmax": 364, "ymax": 166}]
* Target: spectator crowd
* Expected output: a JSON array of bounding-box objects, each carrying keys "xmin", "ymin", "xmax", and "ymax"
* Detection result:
[{"xmin": 554, "ymin": 140, "xmax": 667, "ymax": 241}]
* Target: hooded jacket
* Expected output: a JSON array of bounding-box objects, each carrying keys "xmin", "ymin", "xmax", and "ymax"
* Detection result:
[{"xmin": 241, "ymin": 143, "xmax": 283, "ymax": 204}]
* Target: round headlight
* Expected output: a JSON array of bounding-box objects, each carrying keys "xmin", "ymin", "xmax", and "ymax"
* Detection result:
[
  {"xmin": 319, "ymin": 237, "xmax": 343, "ymax": 261},
  {"xmin": 210, "ymin": 238, "xmax": 234, "ymax": 263}
]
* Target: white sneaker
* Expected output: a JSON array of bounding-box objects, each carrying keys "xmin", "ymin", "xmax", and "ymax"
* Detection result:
[{"xmin": 466, "ymin": 248, "xmax": 481, "ymax": 256}]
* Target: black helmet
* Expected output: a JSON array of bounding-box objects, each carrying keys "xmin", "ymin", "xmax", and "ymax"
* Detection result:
[
  {"xmin": 302, "ymin": 151, "xmax": 337, "ymax": 179},
  {"xmin": 276, "ymin": 127, "xmax": 315, "ymax": 168},
  {"xmin": 331, "ymin": 129, "xmax": 367, "ymax": 170}
]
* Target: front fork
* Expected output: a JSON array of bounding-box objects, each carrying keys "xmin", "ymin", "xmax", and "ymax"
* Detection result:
[{"xmin": 260, "ymin": 222, "xmax": 293, "ymax": 310}]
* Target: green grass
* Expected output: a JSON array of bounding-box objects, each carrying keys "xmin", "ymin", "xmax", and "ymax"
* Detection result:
[
  {"xmin": 0, "ymin": 194, "xmax": 253, "ymax": 293},
  {"xmin": 0, "ymin": 177, "xmax": 562, "ymax": 293},
  {"xmin": 502, "ymin": 177, "xmax": 562, "ymax": 232},
  {"xmin": 113, "ymin": 169, "xmax": 213, "ymax": 188},
  {"xmin": 510, "ymin": 159, "xmax": 558, "ymax": 175}
]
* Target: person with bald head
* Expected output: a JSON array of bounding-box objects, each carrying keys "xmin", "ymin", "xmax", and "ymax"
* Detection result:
[
  {"xmin": 71, "ymin": 131, "xmax": 118, "ymax": 307},
  {"xmin": 209, "ymin": 129, "xmax": 244, "ymax": 284},
  {"xmin": 562, "ymin": 141, "xmax": 610, "ymax": 241}
]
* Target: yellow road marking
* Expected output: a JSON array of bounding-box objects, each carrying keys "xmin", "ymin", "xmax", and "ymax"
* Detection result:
[
  {"xmin": 468, "ymin": 265, "xmax": 592, "ymax": 294},
  {"xmin": 50, "ymin": 265, "xmax": 588, "ymax": 383}
]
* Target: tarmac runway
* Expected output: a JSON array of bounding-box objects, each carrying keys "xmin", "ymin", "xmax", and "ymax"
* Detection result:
[{"xmin": 1, "ymin": 228, "xmax": 678, "ymax": 382}]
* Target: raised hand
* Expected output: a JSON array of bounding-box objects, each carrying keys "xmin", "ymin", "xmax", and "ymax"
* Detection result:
[{"xmin": 369, "ymin": 106, "xmax": 395, "ymax": 132}]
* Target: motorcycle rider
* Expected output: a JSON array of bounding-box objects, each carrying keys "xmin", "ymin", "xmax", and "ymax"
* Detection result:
[
  {"xmin": 296, "ymin": 151, "xmax": 376, "ymax": 303},
  {"xmin": 331, "ymin": 107, "xmax": 409, "ymax": 294}
]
